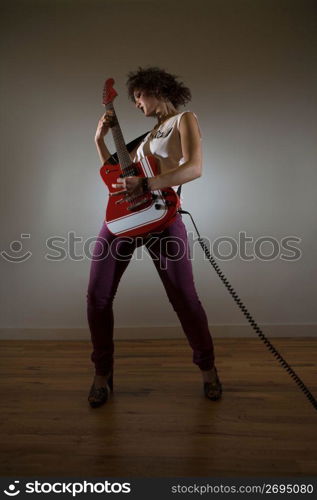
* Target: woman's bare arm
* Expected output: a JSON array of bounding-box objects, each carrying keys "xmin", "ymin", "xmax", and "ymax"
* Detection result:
[
  {"xmin": 148, "ymin": 112, "xmax": 202, "ymax": 190},
  {"xmin": 94, "ymin": 111, "xmax": 115, "ymax": 164},
  {"xmin": 111, "ymin": 112, "xmax": 203, "ymax": 198}
]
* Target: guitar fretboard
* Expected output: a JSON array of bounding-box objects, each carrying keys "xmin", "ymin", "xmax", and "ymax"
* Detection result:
[{"xmin": 105, "ymin": 103, "xmax": 132, "ymax": 173}]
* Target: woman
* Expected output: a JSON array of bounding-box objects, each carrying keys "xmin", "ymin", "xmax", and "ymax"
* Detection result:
[{"xmin": 87, "ymin": 67, "xmax": 222, "ymax": 407}]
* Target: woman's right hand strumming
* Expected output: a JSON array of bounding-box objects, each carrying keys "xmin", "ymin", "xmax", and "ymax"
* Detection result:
[{"xmin": 95, "ymin": 110, "xmax": 115, "ymax": 142}]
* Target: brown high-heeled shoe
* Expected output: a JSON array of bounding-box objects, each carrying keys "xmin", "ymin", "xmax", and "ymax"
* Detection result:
[
  {"xmin": 88, "ymin": 372, "xmax": 113, "ymax": 408},
  {"xmin": 203, "ymin": 367, "xmax": 222, "ymax": 401}
]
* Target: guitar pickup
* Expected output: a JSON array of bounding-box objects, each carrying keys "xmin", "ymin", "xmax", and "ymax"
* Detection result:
[
  {"xmin": 127, "ymin": 198, "xmax": 148, "ymax": 210},
  {"xmin": 119, "ymin": 166, "xmax": 139, "ymax": 178}
]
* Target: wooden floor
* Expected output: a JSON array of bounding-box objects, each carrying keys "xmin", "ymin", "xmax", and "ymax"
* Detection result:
[{"xmin": 0, "ymin": 338, "xmax": 316, "ymax": 477}]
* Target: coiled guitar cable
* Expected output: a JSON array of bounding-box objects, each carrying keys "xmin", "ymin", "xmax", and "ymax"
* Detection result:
[
  {"xmin": 116, "ymin": 134, "xmax": 316, "ymax": 411},
  {"xmin": 178, "ymin": 208, "xmax": 317, "ymax": 411}
]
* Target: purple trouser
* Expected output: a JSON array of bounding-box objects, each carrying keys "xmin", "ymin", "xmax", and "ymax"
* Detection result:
[{"xmin": 87, "ymin": 213, "xmax": 215, "ymax": 375}]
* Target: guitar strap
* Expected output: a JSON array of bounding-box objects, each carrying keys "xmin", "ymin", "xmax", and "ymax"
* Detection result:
[{"xmin": 107, "ymin": 134, "xmax": 316, "ymax": 411}]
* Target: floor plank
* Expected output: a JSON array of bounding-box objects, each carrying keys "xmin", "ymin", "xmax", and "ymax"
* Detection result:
[{"xmin": 0, "ymin": 338, "xmax": 316, "ymax": 477}]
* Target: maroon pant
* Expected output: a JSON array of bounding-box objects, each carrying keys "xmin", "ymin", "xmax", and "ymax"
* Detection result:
[{"xmin": 87, "ymin": 213, "xmax": 215, "ymax": 375}]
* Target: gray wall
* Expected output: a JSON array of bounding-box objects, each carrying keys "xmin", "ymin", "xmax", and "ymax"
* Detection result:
[{"xmin": 1, "ymin": 0, "xmax": 316, "ymax": 337}]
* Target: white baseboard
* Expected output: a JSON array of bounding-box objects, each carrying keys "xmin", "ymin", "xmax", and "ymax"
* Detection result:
[{"xmin": 0, "ymin": 324, "xmax": 316, "ymax": 340}]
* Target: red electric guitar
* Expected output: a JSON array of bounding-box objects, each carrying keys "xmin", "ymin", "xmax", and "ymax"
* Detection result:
[{"xmin": 100, "ymin": 78, "xmax": 180, "ymax": 237}]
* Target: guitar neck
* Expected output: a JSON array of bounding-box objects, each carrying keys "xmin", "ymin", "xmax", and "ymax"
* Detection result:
[{"xmin": 105, "ymin": 103, "xmax": 132, "ymax": 172}]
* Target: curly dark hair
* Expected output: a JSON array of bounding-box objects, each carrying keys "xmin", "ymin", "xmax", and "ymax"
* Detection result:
[{"xmin": 126, "ymin": 66, "xmax": 191, "ymax": 108}]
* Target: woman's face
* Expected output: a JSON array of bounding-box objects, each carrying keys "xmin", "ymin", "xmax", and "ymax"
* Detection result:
[{"xmin": 133, "ymin": 89, "xmax": 161, "ymax": 117}]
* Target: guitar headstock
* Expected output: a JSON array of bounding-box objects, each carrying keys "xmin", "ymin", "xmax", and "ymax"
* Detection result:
[{"xmin": 102, "ymin": 78, "xmax": 118, "ymax": 105}]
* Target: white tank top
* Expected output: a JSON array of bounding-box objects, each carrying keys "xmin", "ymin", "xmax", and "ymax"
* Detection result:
[{"xmin": 133, "ymin": 111, "xmax": 200, "ymax": 199}]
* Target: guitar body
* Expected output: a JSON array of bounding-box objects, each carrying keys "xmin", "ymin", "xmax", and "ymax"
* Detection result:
[
  {"xmin": 99, "ymin": 78, "xmax": 180, "ymax": 238},
  {"xmin": 100, "ymin": 155, "xmax": 180, "ymax": 237}
]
